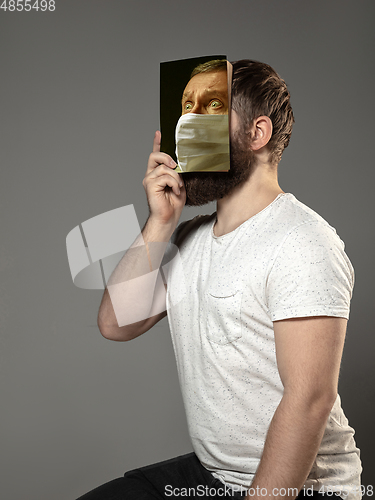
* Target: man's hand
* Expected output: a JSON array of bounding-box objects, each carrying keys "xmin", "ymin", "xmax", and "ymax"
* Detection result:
[{"xmin": 143, "ymin": 131, "xmax": 186, "ymax": 233}]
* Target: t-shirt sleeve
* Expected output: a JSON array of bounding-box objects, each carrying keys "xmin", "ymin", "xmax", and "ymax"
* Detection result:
[{"xmin": 266, "ymin": 221, "xmax": 355, "ymax": 321}]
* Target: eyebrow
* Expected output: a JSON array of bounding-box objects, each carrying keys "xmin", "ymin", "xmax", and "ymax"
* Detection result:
[{"xmin": 181, "ymin": 89, "xmax": 228, "ymax": 103}]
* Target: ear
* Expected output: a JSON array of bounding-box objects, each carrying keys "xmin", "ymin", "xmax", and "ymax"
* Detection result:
[{"xmin": 248, "ymin": 116, "xmax": 273, "ymax": 151}]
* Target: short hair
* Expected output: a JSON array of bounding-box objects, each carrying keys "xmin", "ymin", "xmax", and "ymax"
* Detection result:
[
  {"xmin": 190, "ymin": 59, "xmax": 227, "ymax": 79},
  {"xmin": 231, "ymin": 60, "xmax": 295, "ymax": 165}
]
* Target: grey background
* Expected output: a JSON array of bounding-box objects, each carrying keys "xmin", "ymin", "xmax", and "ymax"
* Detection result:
[{"xmin": 1, "ymin": 1, "xmax": 374, "ymax": 498}]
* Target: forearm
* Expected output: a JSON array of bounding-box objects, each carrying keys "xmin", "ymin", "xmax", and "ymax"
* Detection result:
[
  {"xmin": 108, "ymin": 215, "xmax": 176, "ymax": 283},
  {"xmin": 247, "ymin": 392, "xmax": 334, "ymax": 500},
  {"xmin": 97, "ymin": 216, "xmax": 176, "ymax": 339}
]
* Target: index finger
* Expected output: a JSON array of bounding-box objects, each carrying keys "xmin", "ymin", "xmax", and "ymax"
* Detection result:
[{"xmin": 153, "ymin": 131, "xmax": 161, "ymax": 153}]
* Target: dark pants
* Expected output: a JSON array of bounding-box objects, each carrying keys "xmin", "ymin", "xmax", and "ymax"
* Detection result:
[{"xmin": 76, "ymin": 452, "xmax": 332, "ymax": 499}]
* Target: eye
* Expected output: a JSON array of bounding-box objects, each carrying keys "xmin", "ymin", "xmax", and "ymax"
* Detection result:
[
  {"xmin": 184, "ymin": 102, "xmax": 193, "ymax": 111},
  {"xmin": 210, "ymin": 100, "xmax": 222, "ymax": 109}
]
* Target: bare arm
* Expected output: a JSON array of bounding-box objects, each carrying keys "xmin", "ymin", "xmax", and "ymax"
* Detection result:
[
  {"xmin": 97, "ymin": 221, "xmax": 171, "ymax": 342},
  {"xmin": 97, "ymin": 132, "xmax": 186, "ymax": 341},
  {"xmin": 246, "ymin": 316, "xmax": 347, "ymax": 499}
]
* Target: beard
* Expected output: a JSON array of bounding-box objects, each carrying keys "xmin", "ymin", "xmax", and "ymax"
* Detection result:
[{"xmin": 182, "ymin": 131, "xmax": 255, "ymax": 206}]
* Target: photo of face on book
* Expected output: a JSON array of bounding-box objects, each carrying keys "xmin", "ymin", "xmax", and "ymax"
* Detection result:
[{"xmin": 160, "ymin": 55, "xmax": 231, "ymax": 173}]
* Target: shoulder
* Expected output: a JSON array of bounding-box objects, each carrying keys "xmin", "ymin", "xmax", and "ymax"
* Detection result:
[
  {"xmin": 269, "ymin": 193, "xmax": 352, "ymax": 257},
  {"xmin": 171, "ymin": 213, "xmax": 216, "ymax": 249},
  {"xmin": 162, "ymin": 213, "xmax": 215, "ymax": 268},
  {"xmin": 270, "ymin": 194, "xmax": 348, "ymax": 252},
  {"xmin": 273, "ymin": 193, "xmax": 336, "ymax": 232},
  {"xmin": 270, "ymin": 195, "xmax": 352, "ymax": 272},
  {"xmin": 252, "ymin": 194, "xmax": 349, "ymax": 270}
]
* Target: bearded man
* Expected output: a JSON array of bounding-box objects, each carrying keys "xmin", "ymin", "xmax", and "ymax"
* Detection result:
[{"xmin": 80, "ymin": 60, "xmax": 362, "ymax": 500}]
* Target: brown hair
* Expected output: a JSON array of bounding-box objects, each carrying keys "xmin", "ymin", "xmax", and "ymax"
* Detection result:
[
  {"xmin": 190, "ymin": 59, "xmax": 227, "ymax": 79},
  {"xmin": 231, "ymin": 60, "xmax": 294, "ymax": 165}
]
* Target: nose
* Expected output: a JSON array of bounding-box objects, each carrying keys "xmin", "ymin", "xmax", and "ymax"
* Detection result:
[{"xmin": 190, "ymin": 102, "xmax": 206, "ymax": 114}]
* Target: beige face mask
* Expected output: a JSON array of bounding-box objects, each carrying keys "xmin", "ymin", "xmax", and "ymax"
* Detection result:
[{"xmin": 175, "ymin": 113, "xmax": 230, "ymax": 172}]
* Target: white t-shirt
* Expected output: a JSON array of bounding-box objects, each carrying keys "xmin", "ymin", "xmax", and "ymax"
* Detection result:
[{"xmin": 164, "ymin": 193, "xmax": 362, "ymax": 498}]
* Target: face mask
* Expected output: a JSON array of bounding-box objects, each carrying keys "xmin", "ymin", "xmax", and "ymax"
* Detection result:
[{"xmin": 175, "ymin": 113, "xmax": 230, "ymax": 172}]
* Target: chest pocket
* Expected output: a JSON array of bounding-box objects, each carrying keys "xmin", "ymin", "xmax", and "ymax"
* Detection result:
[{"xmin": 204, "ymin": 287, "xmax": 243, "ymax": 345}]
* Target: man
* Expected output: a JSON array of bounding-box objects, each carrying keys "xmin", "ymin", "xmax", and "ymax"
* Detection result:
[
  {"xmin": 174, "ymin": 58, "xmax": 231, "ymax": 173},
  {"xmin": 80, "ymin": 60, "xmax": 362, "ymax": 499}
]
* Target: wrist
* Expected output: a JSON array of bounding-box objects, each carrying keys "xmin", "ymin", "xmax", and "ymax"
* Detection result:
[{"xmin": 143, "ymin": 216, "xmax": 177, "ymax": 243}]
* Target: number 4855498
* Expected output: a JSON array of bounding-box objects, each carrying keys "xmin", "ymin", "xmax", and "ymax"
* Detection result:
[{"xmin": 1, "ymin": 0, "xmax": 56, "ymax": 11}]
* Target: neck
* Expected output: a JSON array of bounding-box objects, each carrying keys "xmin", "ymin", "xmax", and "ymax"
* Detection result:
[{"xmin": 214, "ymin": 161, "xmax": 284, "ymax": 237}]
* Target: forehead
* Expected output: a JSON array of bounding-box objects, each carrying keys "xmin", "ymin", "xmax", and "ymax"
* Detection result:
[{"xmin": 182, "ymin": 70, "xmax": 228, "ymax": 98}]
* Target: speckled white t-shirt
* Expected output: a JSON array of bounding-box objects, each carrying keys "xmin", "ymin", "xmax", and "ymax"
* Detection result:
[{"xmin": 165, "ymin": 193, "xmax": 362, "ymax": 497}]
